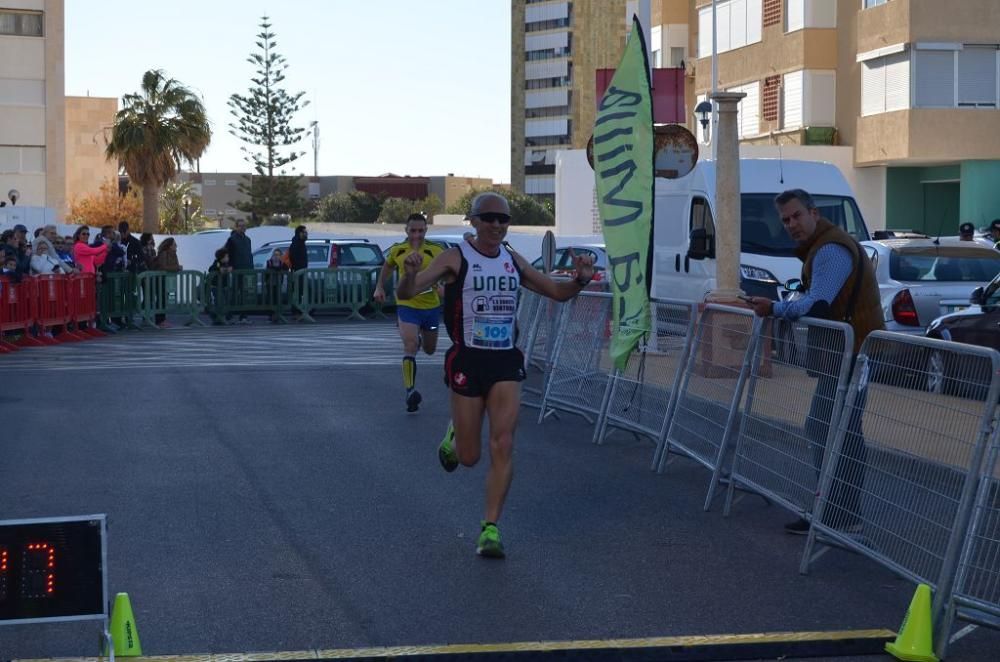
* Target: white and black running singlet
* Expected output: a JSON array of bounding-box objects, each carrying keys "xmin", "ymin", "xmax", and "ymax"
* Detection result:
[{"xmin": 444, "ymin": 241, "xmax": 522, "ymax": 350}]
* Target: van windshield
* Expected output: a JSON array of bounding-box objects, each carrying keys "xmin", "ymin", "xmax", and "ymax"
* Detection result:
[{"xmin": 740, "ymin": 194, "xmax": 869, "ymax": 256}]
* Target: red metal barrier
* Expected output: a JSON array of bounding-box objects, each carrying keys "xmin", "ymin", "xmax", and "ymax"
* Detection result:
[
  {"xmin": 34, "ymin": 274, "xmax": 74, "ymax": 343},
  {"xmin": 0, "ymin": 276, "xmax": 38, "ymax": 349},
  {"xmin": 67, "ymin": 273, "xmax": 104, "ymax": 338}
]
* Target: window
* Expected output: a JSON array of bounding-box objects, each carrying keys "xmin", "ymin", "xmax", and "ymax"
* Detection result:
[
  {"xmin": 889, "ymin": 249, "xmax": 1000, "ymax": 283},
  {"xmin": 728, "ymin": 81, "xmax": 760, "ymax": 138},
  {"xmin": 690, "ymin": 197, "xmax": 716, "ymax": 258},
  {"xmin": 652, "ymin": 49, "xmax": 662, "ymax": 67},
  {"xmin": 0, "ymin": 11, "xmax": 43, "ymax": 37},
  {"xmin": 204, "ymin": 179, "xmax": 217, "ymax": 186},
  {"xmin": 224, "ymin": 179, "xmax": 238, "ymax": 187},
  {"xmin": 697, "ymin": 0, "xmax": 763, "ymax": 58},
  {"xmin": 863, "ymin": 0, "xmax": 888, "ymax": 8},
  {"xmin": 912, "ymin": 44, "xmax": 1000, "ymax": 109},
  {"xmin": 861, "ymin": 49, "xmax": 909, "ymax": 116},
  {"xmin": 670, "ymin": 47, "xmax": 685, "ymax": 67},
  {"xmin": 741, "ymin": 194, "xmax": 868, "ymax": 256},
  {"xmin": 787, "ymin": 1, "xmax": 837, "ymax": 31}
]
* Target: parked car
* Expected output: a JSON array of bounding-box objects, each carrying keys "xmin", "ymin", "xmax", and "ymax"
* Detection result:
[
  {"xmin": 252, "ymin": 239, "xmax": 383, "ymax": 270},
  {"xmin": 531, "ymin": 244, "xmax": 608, "ymax": 282},
  {"xmin": 923, "ymin": 271, "xmax": 1000, "ymax": 396},
  {"xmin": 861, "ymin": 237, "xmax": 1000, "ymax": 334}
]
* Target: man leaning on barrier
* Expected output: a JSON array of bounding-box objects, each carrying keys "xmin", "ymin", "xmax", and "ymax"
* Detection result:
[{"xmin": 747, "ymin": 188, "xmax": 884, "ymax": 536}]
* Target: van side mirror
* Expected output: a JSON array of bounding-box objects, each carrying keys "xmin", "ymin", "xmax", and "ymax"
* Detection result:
[
  {"xmin": 688, "ymin": 228, "xmax": 714, "ymax": 260},
  {"xmin": 784, "ymin": 278, "xmax": 804, "ymax": 292},
  {"xmin": 970, "ymin": 286, "xmax": 985, "ymax": 305}
]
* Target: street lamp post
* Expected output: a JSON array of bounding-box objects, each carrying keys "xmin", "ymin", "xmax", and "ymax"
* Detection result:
[{"xmin": 182, "ymin": 194, "xmax": 191, "ymax": 234}]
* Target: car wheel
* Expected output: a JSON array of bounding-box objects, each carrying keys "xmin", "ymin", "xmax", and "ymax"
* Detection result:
[{"xmin": 926, "ymin": 350, "xmax": 946, "ymax": 394}]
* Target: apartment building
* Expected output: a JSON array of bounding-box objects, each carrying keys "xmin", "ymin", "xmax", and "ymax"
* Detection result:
[
  {"xmin": 0, "ymin": 0, "xmax": 65, "ymax": 212},
  {"xmin": 691, "ymin": 0, "xmax": 1000, "ymax": 232},
  {"xmin": 511, "ymin": 0, "xmax": 630, "ymax": 202}
]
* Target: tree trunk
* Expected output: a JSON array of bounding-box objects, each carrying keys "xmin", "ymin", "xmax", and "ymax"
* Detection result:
[{"xmin": 142, "ymin": 185, "xmax": 160, "ymax": 233}]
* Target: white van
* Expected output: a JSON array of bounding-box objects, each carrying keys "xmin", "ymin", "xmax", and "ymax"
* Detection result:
[{"xmin": 652, "ymin": 159, "xmax": 871, "ymax": 302}]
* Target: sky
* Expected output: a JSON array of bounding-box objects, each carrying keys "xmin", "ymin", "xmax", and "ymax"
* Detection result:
[{"xmin": 65, "ymin": 0, "xmax": 512, "ymax": 183}]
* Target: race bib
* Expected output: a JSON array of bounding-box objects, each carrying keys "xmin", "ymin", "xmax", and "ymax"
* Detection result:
[{"xmin": 472, "ymin": 315, "xmax": 514, "ymax": 349}]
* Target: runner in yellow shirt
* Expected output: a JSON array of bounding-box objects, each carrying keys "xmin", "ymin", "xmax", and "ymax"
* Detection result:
[{"xmin": 374, "ymin": 213, "xmax": 445, "ymax": 412}]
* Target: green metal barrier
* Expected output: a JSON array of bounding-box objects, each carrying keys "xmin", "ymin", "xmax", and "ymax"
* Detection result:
[
  {"xmin": 205, "ymin": 269, "xmax": 290, "ymax": 323},
  {"xmin": 135, "ymin": 270, "xmax": 207, "ymax": 327},
  {"xmin": 290, "ymin": 268, "xmax": 374, "ymax": 322},
  {"xmin": 97, "ymin": 272, "xmax": 138, "ymax": 329}
]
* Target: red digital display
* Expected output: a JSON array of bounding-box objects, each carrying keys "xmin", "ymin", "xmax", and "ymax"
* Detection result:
[{"xmin": 0, "ymin": 517, "xmax": 104, "ymax": 623}]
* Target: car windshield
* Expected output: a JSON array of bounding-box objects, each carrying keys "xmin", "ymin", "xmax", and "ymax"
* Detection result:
[
  {"xmin": 889, "ymin": 247, "xmax": 1000, "ymax": 282},
  {"xmin": 740, "ymin": 194, "xmax": 869, "ymax": 256}
]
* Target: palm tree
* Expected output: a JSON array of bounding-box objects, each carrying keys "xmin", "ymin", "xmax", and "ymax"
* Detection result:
[{"xmin": 106, "ymin": 70, "xmax": 211, "ymax": 233}]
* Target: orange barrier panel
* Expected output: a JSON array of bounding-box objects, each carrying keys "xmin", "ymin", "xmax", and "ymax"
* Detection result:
[
  {"xmin": 67, "ymin": 273, "xmax": 104, "ymax": 339},
  {"xmin": 0, "ymin": 276, "xmax": 36, "ymax": 349},
  {"xmin": 33, "ymin": 274, "xmax": 73, "ymax": 343}
]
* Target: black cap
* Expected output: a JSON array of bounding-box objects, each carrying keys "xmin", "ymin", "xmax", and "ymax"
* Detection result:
[
  {"xmin": 960, "ymin": 222, "xmax": 975, "ymax": 235},
  {"xmin": 12, "ymin": 224, "xmax": 27, "ymax": 233}
]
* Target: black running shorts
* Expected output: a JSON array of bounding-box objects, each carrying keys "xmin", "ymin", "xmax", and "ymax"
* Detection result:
[{"xmin": 444, "ymin": 345, "xmax": 526, "ymax": 398}]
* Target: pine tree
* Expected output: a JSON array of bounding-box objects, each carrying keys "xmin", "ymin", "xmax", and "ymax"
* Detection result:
[{"xmin": 228, "ymin": 15, "xmax": 309, "ymax": 222}]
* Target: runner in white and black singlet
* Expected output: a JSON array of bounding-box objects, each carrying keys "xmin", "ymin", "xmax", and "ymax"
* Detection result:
[{"xmin": 395, "ymin": 192, "xmax": 595, "ymax": 559}]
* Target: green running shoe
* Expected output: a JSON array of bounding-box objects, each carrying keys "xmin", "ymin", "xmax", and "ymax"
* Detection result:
[
  {"xmin": 476, "ymin": 521, "xmax": 505, "ymax": 559},
  {"xmin": 438, "ymin": 422, "xmax": 458, "ymax": 472}
]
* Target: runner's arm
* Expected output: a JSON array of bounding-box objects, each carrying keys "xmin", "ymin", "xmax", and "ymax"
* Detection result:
[
  {"xmin": 395, "ymin": 248, "xmax": 459, "ymax": 300},
  {"xmin": 509, "ymin": 249, "xmax": 594, "ymax": 302}
]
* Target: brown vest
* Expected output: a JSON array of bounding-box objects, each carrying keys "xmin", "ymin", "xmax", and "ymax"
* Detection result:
[{"xmin": 796, "ymin": 218, "xmax": 884, "ymax": 352}]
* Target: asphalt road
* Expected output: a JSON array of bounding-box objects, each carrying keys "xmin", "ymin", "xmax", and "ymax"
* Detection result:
[{"xmin": 0, "ymin": 319, "xmax": 996, "ymax": 660}]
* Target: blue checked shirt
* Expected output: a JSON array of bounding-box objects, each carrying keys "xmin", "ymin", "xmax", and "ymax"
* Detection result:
[{"xmin": 771, "ymin": 243, "xmax": 853, "ymax": 320}]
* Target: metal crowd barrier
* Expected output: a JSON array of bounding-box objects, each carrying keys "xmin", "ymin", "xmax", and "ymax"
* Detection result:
[
  {"xmin": 520, "ymin": 294, "xmax": 568, "ymax": 411},
  {"xmin": 656, "ymin": 304, "xmax": 762, "ymax": 510},
  {"xmin": 799, "ymin": 331, "xmax": 1000, "ymax": 655},
  {"xmin": 289, "ymin": 268, "xmax": 374, "ymax": 322},
  {"xmin": 723, "ymin": 317, "xmax": 855, "ymax": 520},
  {"xmin": 591, "ymin": 298, "xmax": 694, "ymax": 452},
  {"xmin": 537, "ymin": 291, "xmax": 613, "ymax": 424},
  {"xmin": 137, "ymin": 271, "xmax": 207, "ymax": 327},
  {"xmin": 939, "ymin": 432, "xmax": 1000, "ymax": 658},
  {"xmin": 98, "ymin": 272, "xmax": 138, "ymax": 330}
]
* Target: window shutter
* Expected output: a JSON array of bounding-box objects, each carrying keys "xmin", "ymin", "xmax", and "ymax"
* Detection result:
[
  {"xmin": 717, "ymin": 1, "xmax": 732, "ymax": 52},
  {"xmin": 861, "ymin": 59, "xmax": 886, "ymax": 116},
  {"xmin": 884, "ymin": 50, "xmax": 910, "ymax": 111},
  {"xmin": 746, "ymin": 0, "xmax": 762, "ymax": 43},
  {"xmin": 786, "ymin": 0, "xmax": 804, "ymax": 32},
  {"xmin": 698, "ymin": 7, "xmax": 712, "ymax": 58},
  {"xmin": 734, "ymin": 82, "xmax": 760, "ymax": 137},
  {"xmin": 915, "ymin": 49, "xmax": 955, "ymax": 107},
  {"xmin": 958, "ymin": 46, "xmax": 997, "ymax": 106},
  {"xmin": 729, "ymin": 0, "xmax": 747, "ymax": 50},
  {"xmin": 783, "ymin": 70, "xmax": 804, "ymax": 127}
]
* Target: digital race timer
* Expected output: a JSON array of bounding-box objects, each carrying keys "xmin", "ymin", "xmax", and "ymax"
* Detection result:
[{"xmin": 0, "ymin": 515, "xmax": 107, "ymax": 624}]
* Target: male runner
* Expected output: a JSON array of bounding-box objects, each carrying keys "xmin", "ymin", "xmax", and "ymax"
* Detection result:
[
  {"xmin": 374, "ymin": 213, "xmax": 445, "ymax": 412},
  {"xmin": 396, "ymin": 192, "xmax": 595, "ymax": 558}
]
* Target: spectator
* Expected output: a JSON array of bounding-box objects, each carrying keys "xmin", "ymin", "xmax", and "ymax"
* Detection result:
[
  {"xmin": 118, "ymin": 221, "xmax": 144, "ymax": 274},
  {"xmin": 29, "ymin": 241, "xmax": 65, "ymax": 274},
  {"xmin": 72, "ymin": 226, "xmax": 108, "ymax": 275},
  {"xmin": 959, "ymin": 222, "xmax": 975, "ymax": 241},
  {"xmin": 224, "ymin": 219, "xmax": 252, "ymax": 323},
  {"xmin": 152, "ymin": 237, "xmax": 182, "ymax": 328},
  {"xmin": 288, "ymin": 225, "xmax": 309, "ymax": 271},
  {"xmin": 34, "ymin": 231, "xmax": 78, "ymax": 273},
  {"xmin": 266, "ymin": 248, "xmax": 287, "ymax": 271},
  {"xmin": 1, "ymin": 253, "xmax": 21, "ymax": 283},
  {"xmin": 265, "ymin": 248, "xmax": 289, "ymax": 323},
  {"xmin": 102, "ymin": 231, "xmax": 127, "ymax": 275},
  {"xmin": 139, "ymin": 233, "xmax": 157, "ymax": 270},
  {"xmin": 208, "ymin": 247, "xmax": 233, "ymax": 325},
  {"xmin": 92, "ymin": 224, "xmax": 114, "ymax": 247},
  {"xmin": 54, "ymin": 236, "xmax": 79, "ymax": 270}
]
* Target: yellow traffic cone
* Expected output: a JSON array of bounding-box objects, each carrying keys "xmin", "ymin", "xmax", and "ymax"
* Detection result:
[
  {"xmin": 106, "ymin": 592, "xmax": 142, "ymax": 657},
  {"xmin": 885, "ymin": 583, "xmax": 938, "ymax": 662}
]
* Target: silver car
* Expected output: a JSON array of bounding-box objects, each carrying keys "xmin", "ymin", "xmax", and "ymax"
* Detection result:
[{"xmin": 862, "ymin": 237, "xmax": 1000, "ymax": 333}]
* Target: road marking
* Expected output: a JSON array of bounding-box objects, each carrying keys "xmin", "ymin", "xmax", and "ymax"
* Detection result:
[{"xmin": 13, "ymin": 629, "xmax": 897, "ymax": 661}]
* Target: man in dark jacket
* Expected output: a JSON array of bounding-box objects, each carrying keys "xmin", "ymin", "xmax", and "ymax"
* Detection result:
[
  {"xmin": 288, "ymin": 225, "xmax": 309, "ymax": 271},
  {"xmin": 118, "ymin": 221, "xmax": 144, "ymax": 273},
  {"xmin": 224, "ymin": 219, "xmax": 253, "ymax": 323}
]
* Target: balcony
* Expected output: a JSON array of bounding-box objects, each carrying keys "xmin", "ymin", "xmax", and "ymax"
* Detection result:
[{"xmin": 855, "ymin": 109, "xmax": 1000, "ymax": 165}]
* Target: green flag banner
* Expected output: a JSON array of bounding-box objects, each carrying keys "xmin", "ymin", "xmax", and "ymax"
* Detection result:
[{"xmin": 595, "ymin": 17, "xmax": 653, "ymax": 371}]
